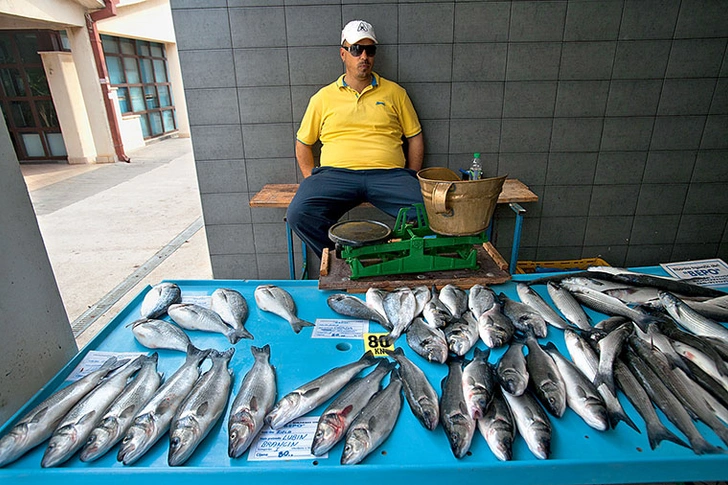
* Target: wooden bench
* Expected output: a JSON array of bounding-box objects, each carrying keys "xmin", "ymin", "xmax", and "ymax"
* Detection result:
[{"xmin": 249, "ymin": 179, "xmax": 539, "ymax": 278}]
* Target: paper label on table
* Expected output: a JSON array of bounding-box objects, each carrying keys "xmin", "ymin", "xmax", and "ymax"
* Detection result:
[
  {"xmin": 66, "ymin": 350, "xmax": 146, "ymax": 381},
  {"xmin": 660, "ymin": 258, "xmax": 728, "ymax": 287},
  {"xmin": 181, "ymin": 293, "xmax": 211, "ymax": 308},
  {"xmin": 247, "ymin": 416, "xmax": 323, "ymax": 461},
  {"xmin": 312, "ymin": 319, "xmax": 368, "ymax": 339},
  {"xmin": 364, "ymin": 332, "xmax": 394, "ymax": 356}
]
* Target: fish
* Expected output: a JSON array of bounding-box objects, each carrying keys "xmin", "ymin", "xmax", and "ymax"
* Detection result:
[
  {"xmin": 559, "ymin": 281, "xmax": 656, "ymax": 330},
  {"xmin": 168, "ymin": 303, "xmax": 248, "ymax": 344},
  {"xmin": 544, "ymin": 343, "xmax": 608, "ymax": 431},
  {"xmin": 659, "ymin": 291, "xmax": 728, "ymax": 345},
  {"xmin": 678, "ymin": 296, "xmax": 728, "ymax": 322},
  {"xmin": 462, "ymin": 348, "xmax": 494, "ymax": 420},
  {"xmin": 502, "ymin": 389, "xmax": 551, "ymax": 460},
  {"xmin": 386, "ymin": 348, "xmax": 439, "ymax": 431},
  {"xmin": 412, "ymin": 285, "xmax": 431, "ymax": 317},
  {"xmin": 117, "ymin": 345, "xmax": 210, "ymax": 465},
  {"xmin": 657, "ymin": 319, "xmax": 728, "ymax": 378},
  {"xmin": 211, "ymin": 288, "xmax": 253, "ymax": 340},
  {"xmin": 140, "ymin": 282, "xmax": 181, "ymax": 319},
  {"xmin": 422, "ymin": 286, "xmax": 453, "ymax": 329},
  {"xmin": 524, "ymin": 331, "xmax": 566, "ymax": 417},
  {"xmin": 546, "ymin": 282, "xmax": 592, "ymax": 330},
  {"xmin": 516, "ymin": 283, "xmax": 571, "ymax": 330},
  {"xmin": 593, "ymin": 322, "xmax": 632, "ymax": 394},
  {"xmin": 128, "ymin": 318, "xmax": 192, "ymax": 352},
  {"xmin": 405, "ymin": 317, "xmax": 449, "ymax": 364},
  {"xmin": 478, "ymin": 301, "xmax": 515, "ymax": 348},
  {"xmin": 383, "ymin": 287, "xmax": 417, "ymax": 341},
  {"xmin": 254, "ymin": 284, "xmax": 314, "ymax": 334},
  {"xmin": 440, "ymin": 359, "xmax": 476, "ymax": 458},
  {"xmin": 365, "ymin": 288, "xmax": 391, "ymax": 330},
  {"xmin": 468, "ymin": 284, "xmax": 496, "ymax": 319},
  {"xmin": 444, "ymin": 312, "xmax": 479, "ymax": 357},
  {"xmin": 327, "ymin": 293, "xmax": 388, "ymax": 326},
  {"xmin": 496, "ymin": 342, "xmax": 529, "ymax": 396},
  {"xmin": 42, "ymin": 356, "xmax": 145, "ymax": 467},
  {"xmin": 0, "ymin": 357, "xmax": 124, "ymax": 468},
  {"xmin": 633, "ymin": 323, "xmax": 693, "ymax": 376},
  {"xmin": 671, "ymin": 340, "xmax": 728, "ymax": 394},
  {"xmin": 585, "ymin": 266, "xmax": 726, "ymax": 299},
  {"xmin": 168, "ymin": 348, "xmax": 235, "ymax": 466},
  {"xmin": 500, "ymin": 292, "xmax": 548, "ymax": 338},
  {"xmin": 80, "ymin": 354, "xmax": 163, "ymax": 462},
  {"xmin": 228, "ymin": 345, "xmax": 277, "ymax": 458},
  {"xmin": 476, "ymin": 386, "xmax": 515, "ymax": 461},
  {"xmin": 440, "ymin": 284, "xmax": 468, "ymax": 319},
  {"xmin": 311, "ymin": 359, "xmax": 395, "ymax": 456},
  {"xmin": 340, "ymin": 370, "xmax": 403, "ymax": 465},
  {"xmin": 265, "ymin": 351, "xmax": 378, "ymax": 430}
]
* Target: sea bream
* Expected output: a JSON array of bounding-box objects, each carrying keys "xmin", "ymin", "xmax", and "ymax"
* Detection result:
[
  {"xmin": 168, "ymin": 348, "xmax": 235, "ymax": 466},
  {"xmin": 128, "ymin": 318, "xmax": 192, "ymax": 352},
  {"xmin": 476, "ymin": 386, "xmax": 515, "ymax": 461},
  {"xmin": 211, "ymin": 288, "xmax": 254, "ymax": 340},
  {"xmin": 462, "ymin": 348, "xmax": 494, "ymax": 420},
  {"xmin": 265, "ymin": 352, "xmax": 378, "ymax": 430},
  {"xmin": 327, "ymin": 293, "xmax": 388, "ymax": 326},
  {"xmin": 478, "ymin": 300, "xmax": 515, "ymax": 348},
  {"xmin": 365, "ymin": 288, "xmax": 391, "ymax": 330},
  {"xmin": 444, "ymin": 312, "xmax": 479, "ymax": 357},
  {"xmin": 140, "ymin": 282, "xmax": 181, "ymax": 319},
  {"xmin": 386, "ymin": 348, "xmax": 439, "ymax": 431},
  {"xmin": 254, "ymin": 284, "xmax": 314, "ymax": 334},
  {"xmin": 168, "ymin": 303, "xmax": 248, "ymax": 344},
  {"xmin": 500, "ymin": 292, "xmax": 548, "ymax": 338},
  {"xmin": 0, "ymin": 357, "xmax": 124, "ymax": 468},
  {"xmin": 468, "ymin": 284, "xmax": 496, "ymax": 319},
  {"xmin": 412, "ymin": 285, "xmax": 431, "ymax": 317},
  {"xmin": 80, "ymin": 353, "xmax": 163, "ymax": 462},
  {"xmin": 440, "ymin": 359, "xmax": 476, "ymax": 458},
  {"xmin": 228, "ymin": 345, "xmax": 277, "ymax": 459},
  {"xmin": 405, "ymin": 317, "xmax": 449, "ymax": 364},
  {"xmin": 311, "ymin": 359, "xmax": 395, "ymax": 456},
  {"xmin": 422, "ymin": 286, "xmax": 453, "ymax": 329},
  {"xmin": 440, "ymin": 284, "xmax": 468, "ymax": 320},
  {"xmin": 383, "ymin": 287, "xmax": 417, "ymax": 341}
]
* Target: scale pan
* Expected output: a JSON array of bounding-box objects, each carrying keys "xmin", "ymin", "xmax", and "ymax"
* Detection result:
[{"xmin": 328, "ymin": 220, "xmax": 392, "ymax": 247}]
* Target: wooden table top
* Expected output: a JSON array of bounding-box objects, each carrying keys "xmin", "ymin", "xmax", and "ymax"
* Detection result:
[{"xmin": 249, "ymin": 178, "xmax": 538, "ymax": 208}]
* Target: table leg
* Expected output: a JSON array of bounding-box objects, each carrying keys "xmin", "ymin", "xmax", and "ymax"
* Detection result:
[
  {"xmin": 285, "ymin": 219, "xmax": 295, "ymax": 279},
  {"xmin": 509, "ymin": 203, "xmax": 526, "ymax": 274}
]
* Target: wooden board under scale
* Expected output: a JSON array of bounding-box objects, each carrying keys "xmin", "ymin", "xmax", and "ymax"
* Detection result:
[{"xmin": 318, "ymin": 242, "xmax": 511, "ymax": 292}]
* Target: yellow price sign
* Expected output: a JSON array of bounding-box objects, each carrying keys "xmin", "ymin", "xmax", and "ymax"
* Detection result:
[{"xmin": 364, "ymin": 333, "xmax": 394, "ymax": 356}]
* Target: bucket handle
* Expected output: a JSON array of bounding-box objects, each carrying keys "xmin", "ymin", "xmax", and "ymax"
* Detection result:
[{"xmin": 432, "ymin": 182, "xmax": 454, "ymax": 216}]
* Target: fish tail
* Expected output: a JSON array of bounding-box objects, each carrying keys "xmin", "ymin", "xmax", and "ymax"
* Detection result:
[
  {"xmin": 237, "ymin": 326, "xmax": 255, "ymax": 341},
  {"xmin": 186, "ymin": 344, "xmax": 211, "ymax": 365},
  {"xmin": 251, "ymin": 344, "xmax": 271, "ymax": 358},
  {"xmin": 291, "ymin": 317, "xmax": 315, "ymax": 334},
  {"xmin": 646, "ymin": 420, "xmax": 690, "ymax": 451},
  {"xmin": 594, "ymin": 371, "xmax": 616, "ymax": 396},
  {"xmin": 608, "ymin": 407, "xmax": 640, "ymax": 433},
  {"xmin": 690, "ymin": 436, "xmax": 727, "ymax": 455}
]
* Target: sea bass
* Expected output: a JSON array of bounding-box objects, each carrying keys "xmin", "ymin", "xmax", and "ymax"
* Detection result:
[
  {"xmin": 496, "ymin": 342, "xmax": 529, "ymax": 396},
  {"xmin": 254, "ymin": 284, "xmax": 314, "ymax": 334},
  {"xmin": 502, "ymin": 389, "xmax": 551, "ymax": 459},
  {"xmin": 477, "ymin": 386, "xmax": 515, "ymax": 461},
  {"xmin": 462, "ymin": 348, "xmax": 494, "ymax": 420},
  {"xmin": 516, "ymin": 283, "xmax": 570, "ymax": 330},
  {"xmin": 440, "ymin": 359, "xmax": 476, "ymax": 458},
  {"xmin": 524, "ymin": 331, "xmax": 566, "ymax": 417},
  {"xmin": 386, "ymin": 348, "xmax": 439, "ymax": 431},
  {"xmin": 211, "ymin": 288, "xmax": 253, "ymax": 340},
  {"xmin": 140, "ymin": 282, "xmax": 181, "ymax": 319},
  {"xmin": 500, "ymin": 293, "xmax": 548, "ymax": 338},
  {"xmin": 546, "ymin": 282, "xmax": 592, "ymax": 330},
  {"xmin": 478, "ymin": 300, "xmax": 515, "ymax": 348}
]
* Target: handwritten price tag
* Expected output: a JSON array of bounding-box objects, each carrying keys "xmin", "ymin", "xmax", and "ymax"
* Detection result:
[
  {"xmin": 364, "ymin": 333, "xmax": 394, "ymax": 356},
  {"xmin": 247, "ymin": 416, "xmax": 322, "ymax": 461}
]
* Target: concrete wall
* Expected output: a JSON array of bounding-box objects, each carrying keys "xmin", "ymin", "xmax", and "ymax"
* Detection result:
[
  {"xmin": 0, "ymin": 114, "xmax": 77, "ymax": 427},
  {"xmin": 172, "ymin": 0, "xmax": 728, "ymax": 279}
]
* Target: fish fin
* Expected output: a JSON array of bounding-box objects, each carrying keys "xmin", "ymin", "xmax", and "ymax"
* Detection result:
[
  {"xmin": 249, "ymin": 396, "xmax": 259, "ymax": 413},
  {"xmin": 367, "ymin": 415, "xmax": 378, "ymax": 432},
  {"xmin": 77, "ymin": 411, "xmax": 97, "ymax": 426},
  {"xmin": 646, "ymin": 422, "xmax": 689, "ymax": 451},
  {"xmin": 360, "ymin": 350, "xmax": 378, "ymax": 365},
  {"xmin": 196, "ymin": 402, "xmax": 210, "ymax": 417},
  {"xmin": 341, "ymin": 405, "xmax": 354, "ymax": 418},
  {"xmin": 30, "ymin": 406, "xmax": 50, "ymax": 423},
  {"xmin": 119, "ymin": 404, "xmax": 137, "ymax": 420},
  {"xmin": 291, "ymin": 317, "xmax": 315, "ymax": 334},
  {"xmin": 473, "ymin": 347, "xmax": 491, "ymax": 361},
  {"xmin": 302, "ymin": 388, "xmax": 320, "ymax": 398}
]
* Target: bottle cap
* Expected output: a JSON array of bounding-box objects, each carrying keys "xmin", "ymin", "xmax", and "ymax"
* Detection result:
[{"xmin": 474, "ymin": 152, "xmax": 480, "ymax": 158}]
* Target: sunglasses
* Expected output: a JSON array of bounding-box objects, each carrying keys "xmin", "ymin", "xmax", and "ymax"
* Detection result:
[{"xmin": 344, "ymin": 44, "xmax": 377, "ymax": 57}]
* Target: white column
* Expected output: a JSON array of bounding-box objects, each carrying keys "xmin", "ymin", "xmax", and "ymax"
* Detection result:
[{"xmin": 165, "ymin": 42, "xmax": 190, "ymax": 137}]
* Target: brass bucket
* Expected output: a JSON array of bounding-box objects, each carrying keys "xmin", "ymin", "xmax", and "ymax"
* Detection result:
[{"xmin": 417, "ymin": 167, "xmax": 507, "ymax": 236}]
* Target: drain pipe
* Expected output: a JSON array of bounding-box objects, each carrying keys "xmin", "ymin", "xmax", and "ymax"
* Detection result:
[{"xmin": 86, "ymin": 0, "xmax": 130, "ymax": 162}]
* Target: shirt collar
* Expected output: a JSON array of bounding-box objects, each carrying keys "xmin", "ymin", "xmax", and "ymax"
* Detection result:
[{"xmin": 337, "ymin": 72, "xmax": 379, "ymax": 89}]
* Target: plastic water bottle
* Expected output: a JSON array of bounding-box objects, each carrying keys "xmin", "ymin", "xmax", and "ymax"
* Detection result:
[{"xmin": 469, "ymin": 152, "xmax": 482, "ymax": 180}]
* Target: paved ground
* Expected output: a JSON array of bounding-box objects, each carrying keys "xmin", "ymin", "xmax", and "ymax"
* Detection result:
[{"xmin": 21, "ymin": 137, "xmax": 212, "ymax": 348}]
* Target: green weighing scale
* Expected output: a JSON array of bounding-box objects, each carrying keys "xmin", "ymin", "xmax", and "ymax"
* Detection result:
[{"xmin": 327, "ymin": 203, "xmax": 488, "ymax": 280}]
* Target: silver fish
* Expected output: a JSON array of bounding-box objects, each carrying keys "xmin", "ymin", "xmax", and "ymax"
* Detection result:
[
  {"xmin": 0, "ymin": 357, "xmax": 123, "ymax": 467},
  {"xmin": 500, "ymin": 292, "xmax": 548, "ymax": 338},
  {"xmin": 365, "ymin": 288, "xmax": 391, "ymax": 330},
  {"xmin": 266, "ymin": 352, "xmax": 378, "ymax": 430},
  {"xmin": 477, "ymin": 387, "xmax": 515, "ymax": 461},
  {"xmin": 502, "ymin": 389, "xmax": 551, "ymax": 460},
  {"xmin": 524, "ymin": 331, "xmax": 566, "ymax": 417},
  {"xmin": 496, "ymin": 342, "xmax": 529, "ymax": 396},
  {"xmin": 168, "ymin": 303, "xmax": 247, "ymax": 344},
  {"xmin": 422, "ymin": 285, "xmax": 453, "ymax": 329},
  {"xmin": 117, "ymin": 345, "xmax": 210, "ymax": 465},
  {"xmin": 228, "ymin": 345, "xmax": 277, "ymax": 458},
  {"xmin": 478, "ymin": 301, "xmax": 515, "ymax": 348},
  {"xmin": 42, "ymin": 356, "xmax": 145, "ymax": 467},
  {"xmin": 254, "ymin": 284, "xmax": 314, "ymax": 334},
  {"xmin": 659, "ymin": 291, "xmax": 728, "ymax": 344},
  {"xmin": 516, "ymin": 283, "xmax": 570, "ymax": 330},
  {"xmin": 462, "ymin": 348, "xmax": 494, "ymax": 420},
  {"xmin": 405, "ymin": 317, "xmax": 449, "ymax": 364},
  {"xmin": 386, "ymin": 348, "xmax": 439, "ymax": 431},
  {"xmin": 327, "ymin": 293, "xmax": 388, "ymax": 326},
  {"xmin": 544, "ymin": 343, "xmax": 608, "ymax": 431},
  {"xmin": 128, "ymin": 318, "xmax": 191, "ymax": 352},
  {"xmin": 211, "ymin": 288, "xmax": 253, "ymax": 340},
  {"xmin": 440, "ymin": 284, "xmax": 468, "ymax": 319},
  {"xmin": 140, "ymin": 282, "xmax": 181, "ymax": 319},
  {"xmin": 412, "ymin": 285, "xmax": 431, "ymax": 317},
  {"xmin": 593, "ymin": 322, "xmax": 632, "ymax": 394},
  {"xmin": 672, "ymin": 340, "xmax": 728, "ymax": 393},
  {"xmin": 440, "ymin": 359, "xmax": 476, "ymax": 458},
  {"xmin": 468, "ymin": 284, "xmax": 496, "ymax": 319},
  {"xmin": 312, "ymin": 360, "xmax": 395, "ymax": 456},
  {"xmin": 384, "ymin": 287, "xmax": 417, "ymax": 341},
  {"xmin": 547, "ymin": 282, "xmax": 592, "ymax": 330},
  {"xmin": 340, "ymin": 371, "xmax": 403, "ymax": 465},
  {"xmin": 168, "ymin": 348, "xmax": 234, "ymax": 466},
  {"xmin": 560, "ymin": 282, "xmax": 655, "ymax": 329},
  {"xmin": 444, "ymin": 312, "xmax": 479, "ymax": 357},
  {"xmin": 80, "ymin": 354, "xmax": 163, "ymax": 462}
]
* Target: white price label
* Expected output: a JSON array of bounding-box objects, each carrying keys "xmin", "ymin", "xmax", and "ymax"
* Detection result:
[
  {"xmin": 312, "ymin": 319, "xmax": 368, "ymax": 339},
  {"xmin": 247, "ymin": 416, "xmax": 323, "ymax": 461},
  {"xmin": 181, "ymin": 293, "xmax": 212, "ymax": 308},
  {"xmin": 66, "ymin": 350, "xmax": 146, "ymax": 381}
]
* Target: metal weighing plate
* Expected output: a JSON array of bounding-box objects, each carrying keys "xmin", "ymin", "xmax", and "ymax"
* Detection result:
[{"xmin": 328, "ymin": 220, "xmax": 392, "ymax": 247}]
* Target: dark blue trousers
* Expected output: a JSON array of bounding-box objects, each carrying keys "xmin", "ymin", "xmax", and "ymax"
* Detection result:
[{"xmin": 286, "ymin": 167, "xmax": 424, "ymax": 258}]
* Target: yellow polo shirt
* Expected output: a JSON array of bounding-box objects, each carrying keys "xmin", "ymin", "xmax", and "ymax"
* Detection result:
[{"xmin": 296, "ymin": 73, "xmax": 422, "ymax": 170}]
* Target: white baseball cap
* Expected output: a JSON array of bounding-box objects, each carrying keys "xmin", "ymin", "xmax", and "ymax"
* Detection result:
[{"xmin": 341, "ymin": 20, "xmax": 378, "ymax": 45}]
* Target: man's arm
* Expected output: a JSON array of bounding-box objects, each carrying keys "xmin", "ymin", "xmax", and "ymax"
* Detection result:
[
  {"xmin": 405, "ymin": 133, "xmax": 424, "ymax": 172},
  {"xmin": 295, "ymin": 140, "xmax": 316, "ymax": 178}
]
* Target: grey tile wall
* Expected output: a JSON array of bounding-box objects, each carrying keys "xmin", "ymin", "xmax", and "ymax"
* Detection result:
[{"xmin": 172, "ymin": 0, "xmax": 728, "ymax": 279}]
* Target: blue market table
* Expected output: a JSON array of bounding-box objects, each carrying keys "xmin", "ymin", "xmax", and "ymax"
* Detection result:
[{"xmin": 1, "ymin": 269, "xmax": 727, "ymax": 484}]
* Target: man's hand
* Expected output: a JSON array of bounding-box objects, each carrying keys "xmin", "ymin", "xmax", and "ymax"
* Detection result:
[
  {"xmin": 295, "ymin": 140, "xmax": 316, "ymax": 178},
  {"xmin": 406, "ymin": 133, "xmax": 424, "ymax": 172}
]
